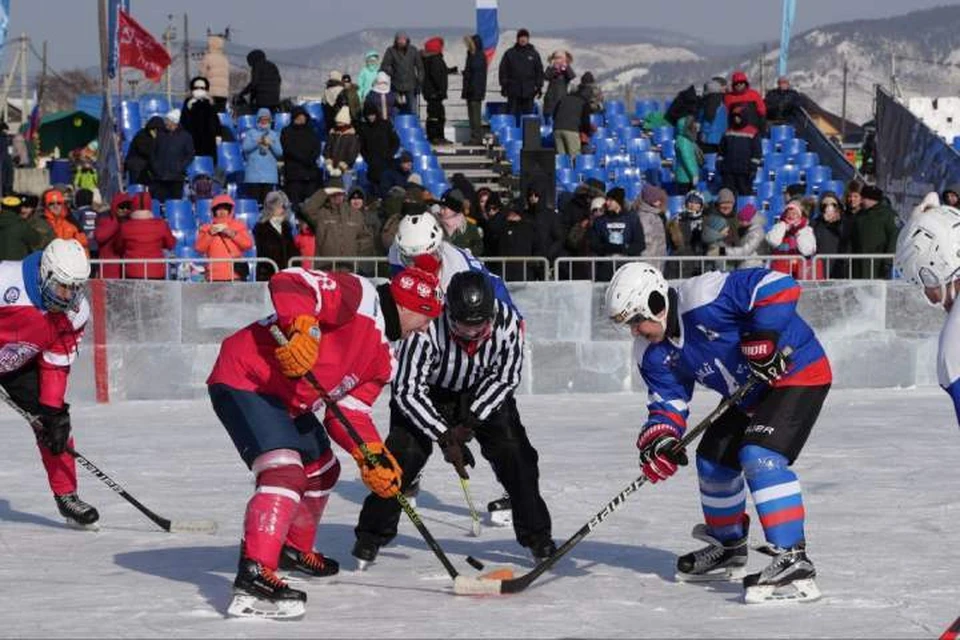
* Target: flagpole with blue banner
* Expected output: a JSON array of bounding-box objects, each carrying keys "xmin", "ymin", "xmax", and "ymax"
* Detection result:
[
  {"xmin": 779, "ymin": 0, "xmax": 796, "ymax": 77},
  {"xmin": 476, "ymin": 0, "xmax": 498, "ymax": 65},
  {"xmin": 108, "ymin": 0, "xmax": 130, "ymax": 80}
]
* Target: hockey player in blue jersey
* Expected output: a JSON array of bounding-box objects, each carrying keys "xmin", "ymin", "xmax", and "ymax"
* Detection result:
[
  {"xmin": 895, "ymin": 197, "xmax": 960, "ymax": 423},
  {"xmin": 604, "ymin": 262, "xmax": 832, "ymax": 604}
]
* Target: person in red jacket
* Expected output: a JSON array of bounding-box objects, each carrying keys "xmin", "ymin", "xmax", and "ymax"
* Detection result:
[
  {"xmin": 207, "ymin": 257, "xmax": 444, "ymax": 619},
  {"xmin": 723, "ymin": 70, "xmax": 766, "ymax": 131},
  {"xmin": 94, "ymin": 193, "xmax": 133, "ymax": 279},
  {"xmin": 116, "ymin": 192, "xmax": 176, "ymax": 279}
]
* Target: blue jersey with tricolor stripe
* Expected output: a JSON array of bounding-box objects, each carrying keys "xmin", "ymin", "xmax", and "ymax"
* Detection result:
[
  {"xmin": 937, "ymin": 299, "xmax": 960, "ymax": 426},
  {"xmin": 636, "ymin": 269, "xmax": 832, "ymax": 434}
]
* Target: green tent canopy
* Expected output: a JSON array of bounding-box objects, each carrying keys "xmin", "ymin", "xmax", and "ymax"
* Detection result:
[{"xmin": 21, "ymin": 110, "xmax": 100, "ymax": 155}]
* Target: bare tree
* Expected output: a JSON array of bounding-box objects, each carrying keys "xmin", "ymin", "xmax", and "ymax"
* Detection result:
[{"xmin": 42, "ymin": 68, "xmax": 100, "ymax": 113}]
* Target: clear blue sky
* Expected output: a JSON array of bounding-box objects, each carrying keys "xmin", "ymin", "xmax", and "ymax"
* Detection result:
[{"xmin": 3, "ymin": 0, "xmax": 952, "ymax": 74}]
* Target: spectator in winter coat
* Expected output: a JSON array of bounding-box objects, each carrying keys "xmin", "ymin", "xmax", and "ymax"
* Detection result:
[
  {"xmin": 701, "ymin": 211, "xmax": 732, "ymax": 266},
  {"xmin": 436, "ymin": 188, "xmax": 484, "ymax": 257},
  {"xmin": 72, "ymin": 189, "xmax": 99, "ymax": 255},
  {"xmin": 766, "ymin": 199, "xmax": 818, "ymax": 280},
  {"xmin": 0, "ymin": 195, "xmax": 41, "ymax": 260},
  {"xmin": 341, "ymin": 75, "xmax": 363, "ymax": 125},
  {"xmin": 462, "ymin": 34, "xmax": 488, "ymax": 145},
  {"xmin": 17, "ymin": 194, "xmax": 52, "ymax": 252},
  {"xmin": 812, "ymin": 191, "xmax": 852, "ymax": 278},
  {"xmin": 552, "ymin": 80, "xmax": 593, "ymax": 157},
  {"xmin": 125, "ymin": 116, "xmax": 163, "ymax": 186},
  {"xmin": 253, "ymin": 190, "xmax": 298, "ymax": 281},
  {"xmin": 666, "ymin": 190, "xmax": 707, "ymax": 277},
  {"xmin": 359, "ymin": 103, "xmax": 400, "ymax": 197},
  {"xmin": 578, "ymin": 71, "xmax": 604, "ymax": 114},
  {"xmin": 357, "ymin": 51, "xmax": 381, "ymax": 101},
  {"xmin": 349, "ymin": 188, "xmax": 383, "ymax": 266},
  {"xmin": 674, "ymin": 115, "xmax": 702, "ymax": 194},
  {"xmin": 116, "ymin": 193, "xmax": 176, "ymax": 279},
  {"xmin": 180, "ymin": 76, "xmax": 221, "ymax": 162},
  {"xmin": 237, "ymin": 49, "xmax": 281, "ymax": 112},
  {"xmin": 280, "ymin": 105, "xmax": 322, "ymax": 209},
  {"xmin": 635, "ymin": 185, "xmax": 669, "ymax": 269},
  {"xmin": 241, "ymin": 108, "xmax": 283, "ymax": 204},
  {"xmin": 199, "ymin": 34, "xmax": 230, "ymax": 112},
  {"xmin": 72, "ymin": 159, "xmax": 98, "ymax": 193},
  {"xmin": 698, "ymin": 77, "xmax": 727, "ymax": 154},
  {"xmin": 764, "ymin": 76, "xmax": 800, "ymax": 124},
  {"xmin": 490, "ymin": 199, "xmax": 538, "ymax": 281},
  {"xmin": 724, "ymin": 70, "xmax": 766, "ymax": 131},
  {"xmin": 565, "ymin": 195, "xmax": 605, "ymax": 277},
  {"xmin": 380, "ymin": 152, "xmax": 418, "ymax": 194},
  {"xmin": 380, "ymin": 32, "xmax": 424, "ymax": 116},
  {"xmin": 719, "ymin": 104, "xmax": 762, "ymax": 196},
  {"xmin": 43, "ymin": 189, "xmax": 88, "ymax": 252},
  {"xmin": 498, "ymin": 29, "xmax": 544, "ymax": 121},
  {"xmin": 543, "ymin": 50, "xmax": 575, "ymax": 118},
  {"xmin": 195, "ymin": 194, "xmax": 254, "ymax": 281},
  {"xmin": 942, "ymin": 184, "xmax": 960, "ymax": 208},
  {"xmin": 293, "ymin": 220, "xmax": 316, "ymax": 269},
  {"xmin": 844, "ymin": 179, "xmax": 863, "ymax": 217},
  {"xmin": 322, "ymin": 71, "xmax": 346, "ymax": 129},
  {"xmin": 851, "ymin": 184, "xmax": 899, "ymax": 279},
  {"xmin": 422, "ymin": 37, "xmax": 457, "ymax": 145},
  {"xmin": 589, "ymin": 187, "xmax": 644, "ymax": 282},
  {"xmin": 525, "ymin": 186, "xmax": 564, "ymax": 268},
  {"xmin": 719, "ymin": 203, "xmax": 767, "ymax": 268},
  {"xmin": 665, "ymin": 85, "xmax": 701, "ymax": 127},
  {"xmin": 324, "ymin": 106, "xmax": 361, "ymax": 174},
  {"xmin": 94, "ymin": 192, "xmax": 133, "ymax": 279},
  {"xmin": 150, "ymin": 109, "xmax": 195, "ymax": 202},
  {"xmin": 300, "ymin": 177, "xmax": 375, "ymax": 267},
  {"xmin": 365, "ymin": 71, "xmax": 396, "ymax": 122}
]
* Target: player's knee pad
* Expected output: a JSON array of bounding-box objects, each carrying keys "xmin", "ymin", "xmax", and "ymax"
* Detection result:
[
  {"xmin": 696, "ymin": 455, "xmax": 741, "ymax": 486},
  {"xmin": 251, "ymin": 449, "xmax": 307, "ymax": 498},
  {"xmin": 738, "ymin": 445, "xmax": 790, "ymax": 480},
  {"xmin": 304, "ymin": 450, "xmax": 341, "ymax": 493}
]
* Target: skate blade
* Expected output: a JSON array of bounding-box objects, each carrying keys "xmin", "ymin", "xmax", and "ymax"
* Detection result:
[
  {"xmin": 354, "ymin": 558, "xmax": 373, "ymax": 572},
  {"xmin": 675, "ymin": 565, "xmax": 747, "ymax": 583},
  {"xmin": 226, "ymin": 594, "xmax": 305, "ymax": 619},
  {"xmin": 488, "ymin": 510, "xmax": 512, "ymax": 527},
  {"xmin": 470, "ymin": 519, "xmax": 482, "ymax": 537},
  {"xmin": 744, "ymin": 579, "xmax": 821, "ymax": 604},
  {"xmin": 64, "ymin": 518, "xmax": 100, "ymax": 532}
]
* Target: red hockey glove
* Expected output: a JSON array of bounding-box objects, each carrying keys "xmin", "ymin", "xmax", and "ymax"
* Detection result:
[{"xmin": 637, "ymin": 423, "xmax": 687, "ymax": 483}]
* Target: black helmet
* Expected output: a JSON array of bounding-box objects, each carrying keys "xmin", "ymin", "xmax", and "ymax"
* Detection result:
[{"xmin": 447, "ymin": 271, "xmax": 494, "ymax": 326}]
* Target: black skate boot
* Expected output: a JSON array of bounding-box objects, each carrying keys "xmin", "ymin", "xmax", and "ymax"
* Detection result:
[
  {"xmin": 529, "ymin": 537, "xmax": 558, "ymax": 563},
  {"xmin": 351, "ymin": 539, "xmax": 379, "ymax": 571},
  {"xmin": 278, "ymin": 545, "xmax": 340, "ymax": 578},
  {"xmin": 227, "ymin": 555, "xmax": 307, "ymax": 619},
  {"xmin": 487, "ymin": 493, "xmax": 512, "ymax": 527},
  {"xmin": 54, "ymin": 493, "xmax": 100, "ymax": 530},
  {"xmin": 675, "ymin": 518, "xmax": 749, "ymax": 582},
  {"xmin": 402, "ymin": 479, "xmax": 420, "ymax": 509},
  {"xmin": 743, "ymin": 543, "xmax": 820, "ymax": 604}
]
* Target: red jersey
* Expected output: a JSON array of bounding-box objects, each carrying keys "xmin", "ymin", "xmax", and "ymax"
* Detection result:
[
  {"xmin": 0, "ymin": 254, "xmax": 88, "ymax": 408},
  {"xmin": 207, "ymin": 268, "xmax": 396, "ymax": 452}
]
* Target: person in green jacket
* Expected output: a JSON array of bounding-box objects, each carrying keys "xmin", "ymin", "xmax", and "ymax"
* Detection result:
[
  {"xmin": 73, "ymin": 158, "xmax": 99, "ymax": 192},
  {"xmin": 0, "ymin": 195, "xmax": 42, "ymax": 260},
  {"xmin": 851, "ymin": 184, "xmax": 900, "ymax": 279},
  {"xmin": 674, "ymin": 114, "xmax": 702, "ymax": 194},
  {"xmin": 17, "ymin": 194, "xmax": 53, "ymax": 252},
  {"xmin": 436, "ymin": 188, "xmax": 484, "ymax": 257},
  {"xmin": 356, "ymin": 51, "xmax": 381, "ymax": 102}
]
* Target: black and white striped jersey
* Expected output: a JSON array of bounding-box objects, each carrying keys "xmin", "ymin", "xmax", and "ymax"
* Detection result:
[{"xmin": 392, "ymin": 300, "xmax": 524, "ymax": 439}]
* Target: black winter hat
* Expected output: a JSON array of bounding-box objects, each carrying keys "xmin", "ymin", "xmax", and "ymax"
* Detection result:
[
  {"xmin": 441, "ymin": 189, "xmax": 465, "ymax": 213},
  {"xmin": 517, "ymin": 28, "xmax": 530, "ymax": 40},
  {"xmin": 861, "ymin": 184, "xmax": 884, "ymax": 201},
  {"xmin": 606, "ymin": 187, "xmax": 626, "ymax": 211}
]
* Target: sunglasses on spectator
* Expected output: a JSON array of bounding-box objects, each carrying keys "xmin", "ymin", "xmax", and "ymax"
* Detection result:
[{"xmin": 118, "ymin": 202, "xmax": 132, "ymax": 210}]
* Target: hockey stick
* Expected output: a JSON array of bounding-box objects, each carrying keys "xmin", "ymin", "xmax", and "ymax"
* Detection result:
[
  {"xmin": 270, "ymin": 325, "xmax": 472, "ymax": 583},
  {"xmin": 941, "ymin": 616, "xmax": 960, "ymax": 640},
  {"xmin": 0, "ymin": 387, "xmax": 217, "ymax": 534},
  {"xmin": 454, "ymin": 348, "xmax": 792, "ymax": 596},
  {"xmin": 459, "ymin": 477, "xmax": 482, "ymax": 537}
]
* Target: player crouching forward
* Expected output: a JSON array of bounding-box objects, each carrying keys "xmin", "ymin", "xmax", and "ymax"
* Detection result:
[
  {"xmin": 207, "ymin": 260, "xmax": 443, "ymax": 619},
  {"xmin": 0, "ymin": 239, "xmax": 97, "ymax": 528},
  {"xmin": 605, "ymin": 262, "xmax": 831, "ymax": 604}
]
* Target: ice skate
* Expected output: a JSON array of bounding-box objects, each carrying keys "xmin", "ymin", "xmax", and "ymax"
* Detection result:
[
  {"xmin": 743, "ymin": 543, "xmax": 820, "ymax": 604},
  {"xmin": 278, "ymin": 545, "xmax": 339, "ymax": 578},
  {"xmin": 402, "ymin": 480, "xmax": 420, "ymax": 510},
  {"xmin": 529, "ymin": 537, "xmax": 557, "ymax": 563},
  {"xmin": 54, "ymin": 493, "xmax": 100, "ymax": 531},
  {"xmin": 487, "ymin": 494, "xmax": 512, "ymax": 527},
  {"xmin": 675, "ymin": 523, "xmax": 748, "ymax": 583},
  {"xmin": 351, "ymin": 539, "xmax": 379, "ymax": 572},
  {"xmin": 227, "ymin": 556, "xmax": 306, "ymax": 619}
]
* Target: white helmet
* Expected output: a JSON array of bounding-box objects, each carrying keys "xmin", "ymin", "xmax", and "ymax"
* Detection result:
[
  {"xmin": 40, "ymin": 238, "xmax": 90, "ymax": 312},
  {"xmin": 604, "ymin": 261, "xmax": 669, "ymax": 326},
  {"xmin": 895, "ymin": 204, "xmax": 960, "ymax": 308},
  {"xmin": 395, "ymin": 213, "xmax": 443, "ymax": 264}
]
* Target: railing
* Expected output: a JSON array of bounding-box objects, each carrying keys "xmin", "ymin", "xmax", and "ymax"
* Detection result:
[
  {"xmin": 286, "ymin": 256, "xmax": 551, "ymax": 283},
  {"xmin": 91, "ymin": 257, "xmax": 281, "ymax": 282}
]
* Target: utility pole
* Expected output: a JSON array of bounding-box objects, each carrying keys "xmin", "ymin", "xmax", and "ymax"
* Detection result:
[
  {"xmin": 182, "ymin": 13, "xmax": 190, "ymax": 92},
  {"xmin": 38, "ymin": 41, "xmax": 47, "ymax": 112},
  {"xmin": 163, "ymin": 15, "xmax": 175, "ymax": 105},
  {"xmin": 890, "ymin": 51, "xmax": 902, "ymax": 99},
  {"xmin": 19, "ymin": 34, "xmax": 28, "ymax": 126},
  {"xmin": 840, "ymin": 58, "xmax": 848, "ymax": 143},
  {"xmin": 760, "ymin": 42, "xmax": 767, "ymax": 94},
  {"xmin": 97, "ymin": 0, "xmax": 111, "ymax": 113}
]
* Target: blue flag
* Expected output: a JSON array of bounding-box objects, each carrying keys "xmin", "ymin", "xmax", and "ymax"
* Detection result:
[
  {"xmin": 107, "ymin": 0, "xmax": 131, "ymax": 79},
  {"xmin": 0, "ymin": 0, "xmax": 10, "ymax": 51},
  {"xmin": 779, "ymin": 0, "xmax": 796, "ymax": 77},
  {"xmin": 476, "ymin": 0, "xmax": 498, "ymax": 64}
]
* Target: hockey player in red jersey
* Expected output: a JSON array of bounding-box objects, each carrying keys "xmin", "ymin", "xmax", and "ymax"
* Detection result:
[
  {"xmin": 207, "ymin": 258, "xmax": 443, "ymax": 619},
  {"xmin": 0, "ymin": 238, "xmax": 98, "ymax": 528}
]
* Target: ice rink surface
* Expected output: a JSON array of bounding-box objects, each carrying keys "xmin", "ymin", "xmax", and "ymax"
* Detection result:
[{"xmin": 1, "ymin": 388, "xmax": 958, "ymax": 638}]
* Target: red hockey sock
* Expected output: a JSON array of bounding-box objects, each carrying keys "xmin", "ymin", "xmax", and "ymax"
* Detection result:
[
  {"xmin": 38, "ymin": 436, "xmax": 77, "ymax": 496},
  {"xmin": 243, "ymin": 450, "xmax": 307, "ymax": 569},
  {"xmin": 285, "ymin": 451, "xmax": 341, "ymax": 553}
]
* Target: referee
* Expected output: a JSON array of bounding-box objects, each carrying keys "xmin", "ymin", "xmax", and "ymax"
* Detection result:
[{"xmin": 352, "ymin": 270, "xmax": 554, "ymax": 567}]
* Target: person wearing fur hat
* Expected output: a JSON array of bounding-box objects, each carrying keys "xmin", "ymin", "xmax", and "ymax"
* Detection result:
[
  {"xmin": 381, "ymin": 32, "xmax": 424, "ymax": 116},
  {"xmin": 357, "ymin": 51, "xmax": 381, "ymax": 102},
  {"xmin": 341, "ymin": 74, "xmax": 363, "ymax": 125},
  {"xmin": 242, "ymin": 108, "xmax": 283, "ymax": 205},
  {"xmin": 421, "ymin": 37, "xmax": 458, "ymax": 145},
  {"xmin": 589, "ymin": 187, "xmax": 644, "ymax": 282},
  {"xmin": 766, "ymin": 199, "xmax": 818, "ymax": 280},
  {"xmin": 498, "ymin": 28, "xmax": 544, "ymax": 121},
  {"xmin": 462, "ymin": 34, "xmax": 488, "ymax": 145},
  {"xmin": 322, "ymin": 71, "xmax": 347, "ymax": 130},
  {"xmin": 811, "ymin": 191, "xmax": 852, "ymax": 278},
  {"xmin": 364, "ymin": 71, "xmax": 396, "ymax": 122},
  {"xmin": 543, "ymin": 50, "xmax": 575, "ymax": 118},
  {"xmin": 851, "ymin": 183, "xmax": 899, "ymax": 279},
  {"xmin": 180, "ymin": 76, "xmax": 222, "ymax": 161},
  {"xmin": 717, "ymin": 202, "xmax": 768, "ymax": 269},
  {"xmin": 300, "ymin": 176, "xmax": 375, "ymax": 268},
  {"xmin": 323, "ymin": 106, "xmax": 361, "ymax": 174},
  {"xmin": 150, "ymin": 109, "xmax": 195, "ymax": 202},
  {"xmin": 635, "ymin": 184, "xmax": 668, "ymax": 269},
  {"xmin": 253, "ymin": 190, "xmax": 298, "ymax": 281},
  {"xmin": 0, "ymin": 194, "xmax": 42, "ymax": 260}
]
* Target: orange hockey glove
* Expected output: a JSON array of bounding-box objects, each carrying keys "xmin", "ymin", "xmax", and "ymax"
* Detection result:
[
  {"xmin": 351, "ymin": 442, "xmax": 403, "ymax": 499},
  {"xmin": 274, "ymin": 315, "xmax": 321, "ymax": 378}
]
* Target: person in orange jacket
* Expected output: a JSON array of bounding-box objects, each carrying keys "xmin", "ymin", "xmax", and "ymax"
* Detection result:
[
  {"xmin": 43, "ymin": 189, "xmax": 89, "ymax": 253},
  {"xmin": 195, "ymin": 194, "xmax": 254, "ymax": 281}
]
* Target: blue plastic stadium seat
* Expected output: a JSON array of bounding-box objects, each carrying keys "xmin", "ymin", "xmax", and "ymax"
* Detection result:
[
  {"xmin": 555, "ymin": 154, "xmax": 572, "ymax": 170},
  {"xmin": 139, "ymin": 96, "xmax": 169, "ymax": 117},
  {"xmin": 195, "ymin": 199, "xmax": 213, "ymax": 224},
  {"xmin": 273, "ymin": 112, "xmax": 292, "ymax": 131},
  {"xmin": 634, "ymin": 99, "xmax": 660, "ymax": 119},
  {"xmin": 637, "ymin": 151, "xmax": 662, "ymax": 171},
  {"xmin": 422, "ymin": 168, "xmax": 446, "ymax": 185},
  {"xmin": 775, "ymin": 165, "xmax": 801, "ymax": 188},
  {"xmin": 496, "ymin": 127, "xmax": 519, "ymax": 144},
  {"xmin": 660, "ymin": 139, "xmax": 676, "ymax": 160},
  {"xmin": 186, "ymin": 156, "xmax": 215, "ymax": 179},
  {"xmin": 584, "ymin": 168, "xmax": 607, "ymax": 183},
  {"xmin": 575, "ymin": 154, "xmax": 597, "ymax": 172},
  {"xmin": 652, "ymin": 126, "xmax": 675, "ymax": 144},
  {"xmin": 594, "ymin": 137, "xmax": 619, "ymax": 157},
  {"xmin": 825, "ymin": 180, "xmax": 846, "ymax": 196},
  {"xmin": 217, "ymin": 112, "xmax": 236, "ymax": 135},
  {"xmin": 769, "ymin": 125, "xmax": 795, "ymax": 147},
  {"xmin": 702, "ymin": 152, "xmax": 718, "ymax": 175},
  {"xmin": 604, "ymin": 100, "xmax": 626, "ymax": 116},
  {"xmin": 627, "ymin": 137, "xmax": 652, "ymax": 156},
  {"xmin": 217, "ymin": 142, "xmax": 244, "ymax": 177},
  {"xmin": 236, "ymin": 114, "xmax": 257, "ymax": 132},
  {"xmin": 795, "ymin": 152, "xmax": 818, "ymax": 169},
  {"xmin": 127, "ymin": 183, "xmax": 147, "ymax": 194},
  {"xmin": 623, "ymin": 181, "xmax": 642, "ymax": 202},
  {"xmin": 151, "ymin": 200, "xmax": 162, "ymax": 218},
  {"xmin": 235, "ymin": 197, "xmax": 260, "ymax": 216},
  {"xmin": 557, "ymin": 168, "xmax": 576, "ymax": 184},
  {"xmin": 414, "ymin": 155, "xmax": 439, "ymax": 172},
  {"xmin": 756, "ymin": 181, "xmax": 778, "ymax": 202},
  {"xmin": 764, "ymin": 152, "xmax": 787, "ymax": 176},
  {"xmin": 589, "ymin": 113, "xmax": 604, "ymax": 129},
  {"xmin": 408, "ymin": 141, "xmax": 431, "ymax": 157},
  {"xmin": 783, "ymin": 138, "xmax": 808, "ymax": 158},
  {"xmin": 761, "ymin": 138, "xmax": 772, "ymax": 156},
  {"xmin": 165, "ymin": 199, "xmax": 195, "ymax": 228},
  {"xmin": 667, "ymin": 195, "xmax": 686, "ymax": 216},
  {"xmin": 394, "ymin": 114, "xmax": 418, "ymax": 129},
  {"xmin": 607, "ymin": 113, "xmax": 630, "ymax": 129}
]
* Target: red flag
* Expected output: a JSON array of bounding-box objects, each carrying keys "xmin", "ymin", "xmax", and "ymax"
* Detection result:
[{"xmin": 117, "ymin": 10, "xmax": 171, "ymax": 82}]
